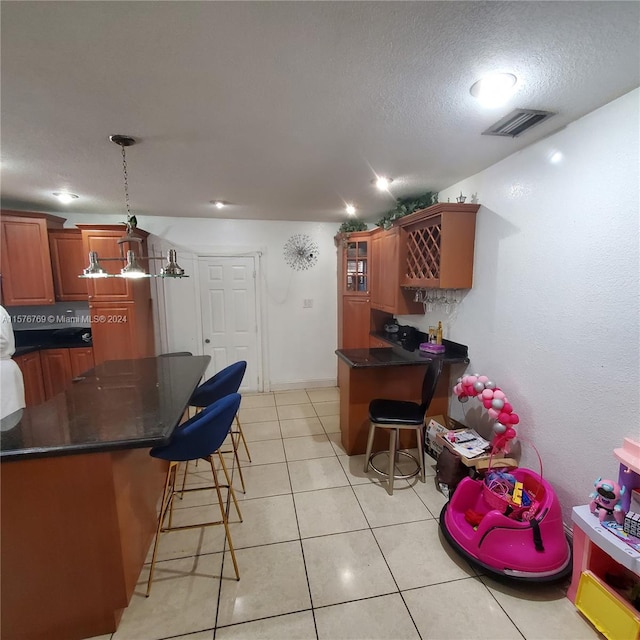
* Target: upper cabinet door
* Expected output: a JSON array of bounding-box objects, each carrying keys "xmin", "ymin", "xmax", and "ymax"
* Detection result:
[
  {"xmin": 340, "ymin": 232, "xmax": 370, "ymax": 296},
  {"xmin": 78, "ymin": 226, "xmax": 150, "ymax": 302},
  {"xmin": 0, "ymin": 215, "xmax": 55, "ymax": 305},
  {"xmin": 48, "ymin": 229, "xmax": 89, "ymax": 301}
]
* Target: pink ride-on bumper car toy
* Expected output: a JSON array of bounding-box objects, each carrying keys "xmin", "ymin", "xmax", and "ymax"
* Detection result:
[{"xmin": 439, "ymin": 467, "xmax": 572, "ymax": 581}]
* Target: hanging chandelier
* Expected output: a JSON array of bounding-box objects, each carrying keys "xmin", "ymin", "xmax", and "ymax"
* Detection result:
[{"xmin": 80, "ymin": 135, "xmax": 188, "ymax": 279}]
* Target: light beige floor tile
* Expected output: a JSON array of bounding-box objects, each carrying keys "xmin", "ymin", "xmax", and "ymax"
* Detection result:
[
  {"xmin": 294, "ymin": 487, "xmax": 368, "ymax": 538},
  {"xmin": 217, "ymin": 541, "xmax": 311, "ymax": 626},
  {"xmin": 86, "ymin": 635, "xmax": 114, "ymax": 640},
  {"xmin": 353, "ymin": 482, "xmax": 433, "ymax": 527},
  {"xmin": 274, "ymin": 390, "xmax": 310, "ymax": 405},
  {"xmin": 306, "ymin": 387, "xmax": 339, "ymax": 403},
  {"xmin": 228, "ymin": 494, "xmax": 299, "ymax": 548},
  {"xmin": 241, "ymin": 394, "xmax": 275, "ymax": 409},
  {"xmin": 145, "ymin": 504, "xmax": 228, "ymax": 563},
  {"xmin": 288, "ymin": 457, "xmax": 349, "ymax": 492},
  {"xmin": 313, "ymin": 400, "xmax": 339, "ymax": 417},
  {"xmin": 113, "ymin": 553, "xmax": 222, "ymax": 640},
  {"xmin": 338, "ymin": 454, "xmax": 387, "ymax": 486},
  {"xmin": 225, "ymin": 438, "xmax": 285, "ymax": 466},
  {"xmin": 284, "ymin": 434, "xmax": 337, "ymax": 461},
  {"xmin": 319, "ymin": 414, "xmax": 341, "ymax": 433},
  {"xmin": 239, "ymin": 406, "xmax": 278, "ymax": 424},
  {"xmin": 402, "ymin": 578, "xmax": 522, "ymax": 640},
  {"xmin": 302, "ymin": 530, "xmax": 397, "ymax": 607},
  {"xmin": 409, "ymin": 475, "xmax": 449, "ymax": 518},
  {"xmin": 315, "ymin": 593, "xmax": 420, "ymax": 640},
  {"xmin": 276, "ymin": 403, "xmax": 316, "ymax": 420},
  {"xmin": 170, "ymin": 631, "xmax": 214, "ymax": 640},
  {"xmin": 240, "ymin": 420, "xmax": 281, "ymax": 442},
  {"xmin": 216, "ymin": 611, "xmax": 316, "ymax": 639},
  {"xmin": 327, "ymin": 431, "xmax": 347, "ymax": 455},
  {"xmin": 481, "ymin": 576, "xmax": 600, "ymax": 639},
  {"xmin": 373, "ymin": 519, "xmax": 475, "ymax": 590},
  {"xmin": 280, "ymin": 416, "xmax": 325, "ymax": 438},
  {"xmin": 234, "ymin": 462, "xmax": 291, "ymax": 500}
]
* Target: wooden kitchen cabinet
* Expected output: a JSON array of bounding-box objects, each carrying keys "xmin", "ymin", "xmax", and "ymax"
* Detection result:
[
  {"xmin": 396, "ymin": 202, "xmax": 479, "ymax": 289},
  {"xmin": 78, "ymin": 225, "xmax": 150, "ymax": 302},
  {"xmin": 0, "ymin": 212, "xmax": 64, "ymax": 306},
  {"xmin": 69, "ymin": 347, "xmax": 95, "ymax": 377},
  {"xmin": 77, "ymin": 225, "xmax": 155, "ymax": 365},
  {"xmin": 89, "ymin": 301, "xmax": 154, "ymax": 365},
  {"xmin": 48, "ymin": 229, "xmax": 88, "ymax": 301},
  {"xmin": 13, "ymin": 351, "xmax": 46, "ymax": 407},
  {"xmin": 41, "ymin": 349, "xmax": 74, "ymax": 399},
  {"xmin": 340, "ymin": 232, "xmax": 370, "ymax": 295},
  {"xmin": 371, "ymin": 227, "xmax": 423, "ymax": 315},
  {"xmin": 341, "ymin": 296, "xmax": 371, "ymax": 349}
]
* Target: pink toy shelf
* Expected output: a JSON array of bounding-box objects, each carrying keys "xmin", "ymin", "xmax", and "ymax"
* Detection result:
[{"xmin": 567, "ymin": 438, "xmax": 640, "ymax": 640}]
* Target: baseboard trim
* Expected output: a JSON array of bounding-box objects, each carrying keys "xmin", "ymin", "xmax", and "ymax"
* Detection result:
[{"xmin": 269, "ymin": 378, "xmax": 337, "ymax": 392}]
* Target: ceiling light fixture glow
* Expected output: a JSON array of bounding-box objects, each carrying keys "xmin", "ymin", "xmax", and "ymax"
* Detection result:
[
  {"xmin": 345, "ymin": 204, "xmax": 356, "ymax": 216},
  {"xmin": 375, "ymin": 176, "xmax": 392, "ymax": 191},
  {"xmin": 549, "ymin": 151, "xmax": 563, "ymax": 164},
  {"xmin": 213, "ymin": 201, "xmax": 225, "ymax": 209},
  {"xmin": 470, "ymin": 73, "xmax": 517, "ymax": 108},
  {"xmin": 53, "ymin": 192, "xmax": 79, "ymax": 204}
]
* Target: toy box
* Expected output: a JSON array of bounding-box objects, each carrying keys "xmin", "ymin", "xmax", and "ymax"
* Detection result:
[{"xmin": 424, "ymin": 415, "xmax": 466, "ymax": 460}]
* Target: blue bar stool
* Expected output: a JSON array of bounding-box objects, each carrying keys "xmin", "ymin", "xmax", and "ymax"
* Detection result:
[
  {"xmin": 365, "ymin": 359, "xmax": 443, "ymax": 495},
  {"xmin": 146, "ymin": 393, "xmax": 242, "ymax": 596},
  {"xmin": 188, "ymin": 361, "xmax": 250, "ymax": 492}
]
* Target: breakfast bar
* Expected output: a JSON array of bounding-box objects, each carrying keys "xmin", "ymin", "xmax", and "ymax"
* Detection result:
[
  {"xmin": 0, "ymin": 355, "xmax": 210, "ymax": 640},
  {"xmin": 336, "ymin": 338, "xmax": 469, "ymax": 455}
]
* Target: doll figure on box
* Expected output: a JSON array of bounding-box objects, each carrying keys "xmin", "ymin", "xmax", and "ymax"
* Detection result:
[{"xmin": 589, "ymin": 478, "xmax": 626, "ymax": 524}]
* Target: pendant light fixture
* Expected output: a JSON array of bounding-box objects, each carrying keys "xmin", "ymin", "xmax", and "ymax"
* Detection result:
[{"xmin": 79, "ymin": 135, "xmax": 189, "ymax": 279}]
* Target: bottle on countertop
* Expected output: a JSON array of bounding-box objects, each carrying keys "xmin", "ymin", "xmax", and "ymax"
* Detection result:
[{"xmin": 436, "ymin": 321, "xmax": 443, "ymax": 345}]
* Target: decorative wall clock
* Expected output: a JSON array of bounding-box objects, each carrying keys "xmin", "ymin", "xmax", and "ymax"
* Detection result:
[{"xmin": 283, "ymin": 234, "xmax": 319, "ymax": 271}]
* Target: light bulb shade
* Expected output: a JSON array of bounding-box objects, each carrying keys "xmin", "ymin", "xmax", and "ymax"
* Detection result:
[
  {"xmin": 82, "ymin": 251, "xmax": 108, "ymax": 278},
  {"xmin": 120, "ymin": 250, "xmax": 148, "ymax": 278},
  {"xmin": 160, "ymin": 249, "xmax": 186, "ymax": 277}
]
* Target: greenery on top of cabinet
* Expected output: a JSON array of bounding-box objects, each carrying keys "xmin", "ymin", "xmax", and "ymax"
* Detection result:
[{"xmin": 376, "ymin": 191, "xmax": 439, "ymax": 229}]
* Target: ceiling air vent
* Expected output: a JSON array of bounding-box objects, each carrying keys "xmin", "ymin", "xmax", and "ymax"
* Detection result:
[{"xmin": 482, "ymin": 109, "xmax": 555, "ymax": 137}]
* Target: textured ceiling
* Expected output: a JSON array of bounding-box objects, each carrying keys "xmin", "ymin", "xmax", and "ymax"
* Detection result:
[{"xmin": 1, "ymin": 1, "xmax": 639, "ymax": 223}]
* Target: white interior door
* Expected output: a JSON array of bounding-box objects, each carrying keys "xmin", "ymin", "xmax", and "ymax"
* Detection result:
[{"xmin": 198, "ymin": 256, "xmax": 261, "ymax": 391}]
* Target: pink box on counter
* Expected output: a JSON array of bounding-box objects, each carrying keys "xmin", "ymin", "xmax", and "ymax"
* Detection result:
[{"xmin": 419, "ymin": 342, "xmax": 445, "ymax": 354}]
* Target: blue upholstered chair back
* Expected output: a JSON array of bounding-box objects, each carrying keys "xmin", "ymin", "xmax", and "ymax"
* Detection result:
[
  {"xmin": 190, "ymin": 361, "xmax": 247, "ymax": 408},
  {"xmin": 150, "ymin": 393, "xmax": 241, "ymax": 462}
]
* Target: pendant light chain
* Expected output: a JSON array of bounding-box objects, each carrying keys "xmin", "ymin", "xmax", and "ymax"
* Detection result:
[{"xmin": 120, "ymin": 144, "xmax": 132, "ymax": 220}]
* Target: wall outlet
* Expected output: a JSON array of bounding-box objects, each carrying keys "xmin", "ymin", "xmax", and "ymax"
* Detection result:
[{"xmin": 303, "ymin": 299, "xmax": 313, "ymax": 308}]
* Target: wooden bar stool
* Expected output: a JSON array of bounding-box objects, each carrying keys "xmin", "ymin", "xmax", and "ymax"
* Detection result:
[{"xmin": 364, "ymin": 359, "xmax": 443, "ymax": 495}]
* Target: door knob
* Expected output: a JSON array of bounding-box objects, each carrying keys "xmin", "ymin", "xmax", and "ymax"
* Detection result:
[{"xmin": 204, "ymin": 339, "xmax": 210, "ymax": 344}]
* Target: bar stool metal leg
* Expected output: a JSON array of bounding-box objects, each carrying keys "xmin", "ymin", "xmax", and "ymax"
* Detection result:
[
  {"xmin": 388, "ymin": 428, "xmax": 397, "ymax": 495},
  {"xmin": 416, "ymin": 425, "xmax": 426, "ymax": 482},
  {"xmin": 364, "ymin": 422, "xmax": 376, "ymax": 472}
]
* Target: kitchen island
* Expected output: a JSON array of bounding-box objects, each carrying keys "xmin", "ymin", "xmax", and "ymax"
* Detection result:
[
  {"xmin": 1, "ymin": 355, "xmax": 209, "ymax": 640},
  {"xmin": 336, "ymin": 339, "xmax": 469, "ymax": 455}
]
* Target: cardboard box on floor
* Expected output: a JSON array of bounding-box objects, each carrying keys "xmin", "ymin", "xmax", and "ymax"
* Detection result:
[{"xmin": 424, "ymin": 414, "xmax": 466, "ymax": 460}]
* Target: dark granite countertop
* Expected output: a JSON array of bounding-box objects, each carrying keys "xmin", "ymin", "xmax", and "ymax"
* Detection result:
[
  {"xmin": 336, "ymin": 337, "xmax": 469, "ymax": 368},
  {"xmin": 1, "ymin": 355, "xmax": 210, "ymax": 461}
]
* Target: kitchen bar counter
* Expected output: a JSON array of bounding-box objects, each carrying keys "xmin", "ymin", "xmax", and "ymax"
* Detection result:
[
  {"xmin": 1, "ymin": 355, "xmax": 210, "ymax": 640},
  {"xmin": 1, "ymin": 355, "xmax": 210, "ymax": 460},
  {"xmin": 336, "ymin": 339, "xmax": 469, "ymax": 455}
]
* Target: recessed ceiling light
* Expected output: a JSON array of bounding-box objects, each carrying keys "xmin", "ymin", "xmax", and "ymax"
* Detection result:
[
  {"xmin": 210, "ymin": 200, "xmax": 225, "ymax": 209},
  {"xmin": 374, "ymin": 176, "xmax": 393, "ymax": 191},
  {"xmin": 52, "ymin": 192, "xmax": 79, "ymax": 204},
  {"xmin": 345, "ymin": 204, "xmax": 356, "ymax": 216},
  {"xmin": 470, "ymin": 73, "xmax": 517, "ymax": 108}
]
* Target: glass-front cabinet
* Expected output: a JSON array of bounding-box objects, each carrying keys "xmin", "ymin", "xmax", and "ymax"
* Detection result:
[{"xmin": 343, "ymin": 236, "xmax": 369, "ymax": 294}]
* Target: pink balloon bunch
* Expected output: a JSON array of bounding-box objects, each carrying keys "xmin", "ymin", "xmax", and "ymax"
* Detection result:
[{"xmin": 452, "ymin": 374, "xmax": 520, "ymax": 452}]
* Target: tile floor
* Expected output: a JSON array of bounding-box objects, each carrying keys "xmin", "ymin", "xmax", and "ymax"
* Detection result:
[{"xmin": 96, "ymin": 388, "xmax": 598, "ymax": 640}]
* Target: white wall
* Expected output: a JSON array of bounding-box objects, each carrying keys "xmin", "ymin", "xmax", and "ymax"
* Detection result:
[
  {"xmin": 398, "ymin": 89, "xmax": 640, "ymax": 520},
  {"xmin": 64, "ymin": 214, "xmax": 339, "ymax": 390}
]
